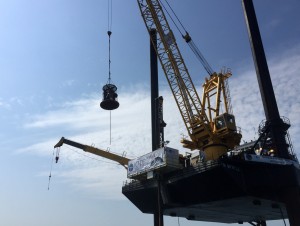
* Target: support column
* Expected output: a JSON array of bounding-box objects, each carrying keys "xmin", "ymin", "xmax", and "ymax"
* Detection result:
[
  {"xmin": 242, "ymin": 0, "xmax": 289, "ymax": 159},
  {"xmin": 150, "ymin": 29, "xmax": 160, "ymax": 151},
  {"xmin": 150, "ymin": 28, "xmax": 164, "ymax": 226},
  {"xmin": 281, "ymin": 187, "xmax": 300, "ymax": 226},
  {"xmin": 242, "ymin": 1, "xmax": 300, "ymax": 225}
]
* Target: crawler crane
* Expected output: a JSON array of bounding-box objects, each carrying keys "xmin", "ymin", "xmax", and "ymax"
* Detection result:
[{"xmin": 138, "ymin": 0, "xmax": 241, "ymax": 160}]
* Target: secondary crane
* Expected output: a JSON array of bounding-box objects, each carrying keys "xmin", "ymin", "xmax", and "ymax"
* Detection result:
[
  {"xmin": 137, "ymin": 0, "xmax": 241, "ymax": 160},
  {"xmin": 54, "ymin": 137, "xmax": 130, "ymax": 169}
]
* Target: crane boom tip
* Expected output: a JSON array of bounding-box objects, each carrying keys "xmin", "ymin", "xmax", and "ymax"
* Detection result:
[{"xmin": 54, "ymin": 137, "xmax": 65, "ymax": 148}]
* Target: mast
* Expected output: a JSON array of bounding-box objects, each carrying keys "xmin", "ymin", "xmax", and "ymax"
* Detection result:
[{"xmin": 242, "ymin": 0, "xmax": 290, "ymax": 159}]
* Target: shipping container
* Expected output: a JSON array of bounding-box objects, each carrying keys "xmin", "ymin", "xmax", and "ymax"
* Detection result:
[{"xmin": 127, "ymin": 147, "xmax": 181, "ymax": 179}]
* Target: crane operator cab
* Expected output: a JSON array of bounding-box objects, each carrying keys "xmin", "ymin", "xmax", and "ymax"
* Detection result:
[
  {"xmin": 100, "ymin": 83, "xmax": 119, "ymax": 110},
  {"xmin": 214, "ymin": 113, "xmax": 237, "ymax": 132}
]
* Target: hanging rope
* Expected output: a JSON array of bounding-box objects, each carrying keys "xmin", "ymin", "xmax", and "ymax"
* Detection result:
[
  {"xmin": 108, "ymin": 30, "xmax": 112, "ymax": 84},
  {"xmin": 107, "ymin": 0, "xmax": 113, "ymax": 84},
  {"xmin": 108, "ymin": 0, "xmax": 113, "ymax": 144},
  {"xmin": 55, "ymin": 147, "xmax": 60, "ymax": 163},
  {"xmin": 47, "ymin": 149, "xmax": 55, "ymax": 190},
  {"xmin": 107, "ymin": 0, "xmax": 112, "ymax": 31},
  {"xmin": 110, "ymin": 110, "xmax": 112, "ymax": 145}
]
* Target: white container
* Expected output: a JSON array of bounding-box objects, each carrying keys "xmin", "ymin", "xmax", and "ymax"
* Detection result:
[{"xmin": 127, "ymin": 147, "xmax": 180, "ymax": 179}]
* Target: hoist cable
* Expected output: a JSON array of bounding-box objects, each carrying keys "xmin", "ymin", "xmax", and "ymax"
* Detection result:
[
  {"xmin": 159, "ymin": 0, "xmax": 214, "ymax": 75},
  {"xmin": 47, "ymin": 148, "xmax": 55, "ymax": 190},
  {"xmin": 107, "ymin": 0, "xmax": 113, "ymax": 144},
  {"xmin": 109, "ymin": 106, "xmax": 112, "ymax": 146},
  {"xmin": 108, "ymin": 31, "xmax": 112, "ymax": 83},
  {"xmin": 64, "ymin": 146, "xmax": 124, "ymax": 166},
  {"xmin": 107, "ymin": 0, "xmax": 112, "ymax": 31},
  {"xmin": 107, "ymin": 0, "xmax": 113, "ymax": 83},
  {"xmin": 163, "ymin": 0, "xmax": 188, "ymax": 33},
  {"xmin": 158, "ymin": 0, "xmax": 184, "ymax": 36},
  {"xmin": 62, "ymin": 140, "xmax": 136, "ymax": 159},
  {"xmin": 188, "ymin": 40, "xmax": 214, "ymax": 75},
  {"xmin": 107, "ymin": 0, "xmax": 109, "ymax": 31}
]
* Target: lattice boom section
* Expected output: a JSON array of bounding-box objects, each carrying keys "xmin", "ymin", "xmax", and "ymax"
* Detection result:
[{"xmin": 138, "ymin": 0, "xmax": 210, "ymax": 136}]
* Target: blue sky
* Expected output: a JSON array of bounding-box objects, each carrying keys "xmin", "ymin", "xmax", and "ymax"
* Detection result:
[{"xmin": 0, "ymin": 0, "xmax": 299, "ymax": 226}]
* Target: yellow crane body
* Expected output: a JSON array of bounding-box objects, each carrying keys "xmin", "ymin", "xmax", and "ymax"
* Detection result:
[
  {"xmin": 137, "ymin": 0, "xmax": 241, "ymax": 160},
  {"xmin": 54, "ymin": 137, "xmax": 130, "ymax": 168}
]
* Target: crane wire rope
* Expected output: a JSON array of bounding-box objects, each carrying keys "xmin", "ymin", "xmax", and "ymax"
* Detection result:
[
  {"xmin": 107, "ymin": 0, "xmax": 112, "ymax": 32},
  {"xmin": 107, "ymin": 0, "xmax": 113, "ymax": 144},
  {"xmin": 159, "ymin": 0, "xmax": 214, "ymax": 75},
  {"xmin": 47, "ymin": 145, "xmax": 126, "ymax": 189},
  {"xmin": 187, "ymin": 40, "xmax": 214, "ymax": 75},
  {"xmin": 47, "ymin": 148, "xmax": 55, "ymax": 190},
  {"xmin": 110, "ymin": 111, "xmax": 112, "ymax": 145},
  {"xmin": 108, "ymin": 33, "xmax": 112, "ymax": 83},
  {"xmin": 64, "ymin": 145, "xmax": 123, "ymax": 166},
  {"xmin": 63, "ymin": 145, "xmax": 138, "ymax": 163},
  {"xmin": 158, "ymin": 0, "xmax": 184, "ymax": 36},
  {"xmin": 50, "ymin": 141, "xmax": 134, "ymax": 191},
  {"xmin": 160, "ymin": 0, "xmax": 187, "ymax": 34}
]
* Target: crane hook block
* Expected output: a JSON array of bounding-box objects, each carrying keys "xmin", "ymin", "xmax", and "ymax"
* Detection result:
[{"xmin": 100, "ymin": 83, "xmax": 119, "ymax": 110}]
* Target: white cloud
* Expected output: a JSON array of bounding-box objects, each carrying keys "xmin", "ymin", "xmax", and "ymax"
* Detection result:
[
  {"xmin": 232, "ymin": 45, "xmax": 300, "ymax": 145},
  {"xmin": 55, "ymin": 165, "xmax": 128, "ymax": 200},
  {"xmin": 9, "ymin": 97, "xmax": 23, "ymax": 106},
  {"xmin": 61, "ymin": 79, "xmax": 76, "ymax": 87},
  {"xmin": 266, "ymin": 18, "xmax": 281, "ymax": 31},
  {"xmin": 0, "ymin": 97, "xmax": 25, "ymax": 110},
  {"xmin": 18, "ymin": 45, "xmax": 300, "ymax": 200},
  {"xmin": 0, "ymin": 99, "xmax": 11, "ymax": 109}
]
